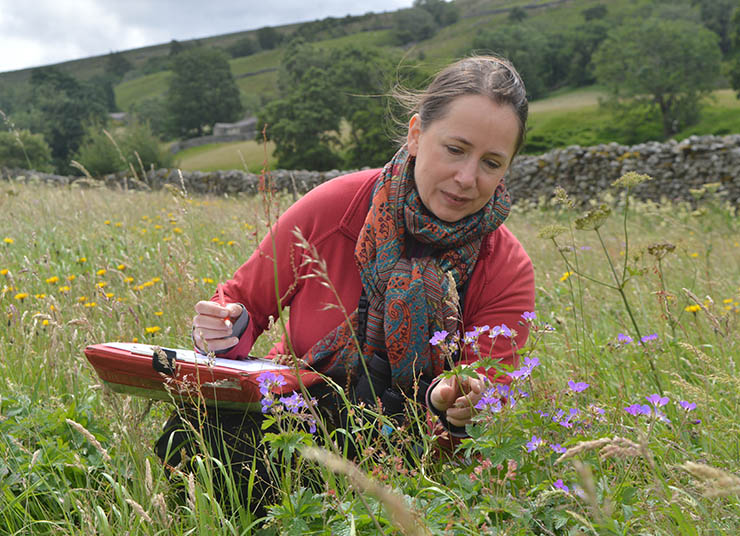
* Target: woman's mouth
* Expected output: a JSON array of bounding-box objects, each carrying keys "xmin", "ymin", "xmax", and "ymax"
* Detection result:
[{"xmin": 442, "ymin": 191, "xmax": 470, "ymax": 206}]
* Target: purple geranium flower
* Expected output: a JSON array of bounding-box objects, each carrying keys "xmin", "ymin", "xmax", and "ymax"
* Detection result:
[
  {"xmin": 521, "ymin": 311, "xmax": 536, "ymax": 321},
  {"xmin": 279, "ymin": 392, "xmax": 308, "ymax": 414},
  {"xmin": 526, "ymin": 435, "xmax": 544, "ymax": 452},
  {"xmin": 507, "ymin": 367, "xmax": 530, "ymax": 380},
  {"xmin": 550, "ymin": 443, "xmax": 567, "ymax": 454},
  {"xmin": 640, "ymin": 333, "xmax": 658, "ymax": 344},
  {"xmin": 646, "ymin": 394, "xmax": 669, "ymax": 408},
  {"xmin": 568, "ymin": 380, "xmax": 590, "ymax": 393},
  {"xmin": 523, "ymin": 356, "xmax": 540, "ymax": 369},
  {"xmin": 553, "ymin": 479, "xmax": 570, "ymax": 492},
  {"xmin": 260, "ymin": 397, "xmax": 275, "ymax": 414},
  {"xmin": 429, "ymin": 330, "xmax": 448, "ymax": 346},
  {"xmin": 257, "ymin": 371, "xmax": 286, "ymax": 396},
  {"xmin": 490, "ymin": 324, "xmax": 512, "ymax": 338},
  {"xmin": 624, "ymin": 403, "xmax": 651, "ymax": 416},
  {"xmin": 617, "ymin": 333, "xmax": 633, "ymax": 344},
  {"xmin": 475, "ymin": 389, "xmax": 503, "ymax": 413},
  {"xmin": 679, "ymin": 400, "xmax": 697, "ymax": 412}
]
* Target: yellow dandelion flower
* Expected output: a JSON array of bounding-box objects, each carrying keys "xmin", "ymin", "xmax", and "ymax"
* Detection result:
[
  {"xmin": 132, "ymin": 337, "xmax": 139, "ymax": 343},
  {"xmin": 560, "ymin": 271, "xmax": 574, "ymax": 282},
  {"xmin": 163, "ymin": 236, "xmax": 173, "ymax": 242},
  {"xmin": 690, "ymin": 252, "xmax": 699, "ymax": 258},
  {"xmin": 15, "ymin": 292, "xmax": 29, "ymax": 300},
  {"xmin": 59, "ymin": 286, "xmax": 71, "ymax": 293},
  {"xmin": 49, "ymin": 304, "xmax": 56, "ymax": 311},
  {"xmin": 78, "ymin": 257, "xmax": 87, "ymax": 263},
  {"xmin": 227, "ymin": 240, "xmax": 236, "ymax": 246},
  {"xmin": 723, "ymin": 298, "xmax": 733, "ymax": 304},
  {"xmin": 46, "ymin": 276, "xmax": 60, "ymax": 284},
  {"xmin": 173, "ymin": 227, "xmax": 183, "ymax": 234},
  {"xmin": 140, "ymin": 229, "xmax": 148, "ymax": 234},
  {"xmin": 97, "ymin": 281, "xmax": 107, "ymax": 288},
  {"xmin": 142, "ymin": 281, "xmax": 154, "ymax": 288},
  {"xmin": 67, "ymin": 274, "xmax": 76, "ymax": 282},
  {"xmin": 84, "ymin": 302, "xmax": 97, "ymax": 308},
  {"xmin": 97, "ymin": 269, "xmax": 107, "ymax": 276},
  {"xmin": 124, "ymin": 276, "xmax": 134, "ymax": 284},
  {"xmin": 134, "ymin": 285, "xmax": 143, "ymax": 291},
  {"xmin": 117, "ymin": 264, "xmax": 126, "ymax": 271},
  {"xmin": 35, "ymin": 293, "xmax": 46, "ymax": 299},
  {"xmin": 78, "ymin": 296, "xmax": 87, "ymax": 302},
  {"xmin": 3, "ymin": 237, "xmax": 14, "ymax": 244},
  {"xmin": 104, "ymin": 220, "xmax": 111, "ymax": 225},
  {"xmin": 154, "ymin": 224, "xmax": 162, "ymax": 230},
  {"xmin": 151, "ymin": 277, "xmax": 161, "ymax": 283},
  {"xmin": 202, "ymin": 277, "xmax": 214, "ymax": 284},
  {"xmin": 105, "ymin": 292, "xmax": 114, "ymax": 298},
  {"xmin": 211, "ymin": 237, "xmax": 220, "ymax": 243},
  {"xmin": 145, "ymin": 326, "xmax": 161, "ymax": 334},
  {"xmin": 42, "ymin": 319, "xmax": 49, "ymax": 326},
  {"xmin": 114, "ymin": 222, "xmax": 122, "ymax": 228},
  {"xmin": 684, "ymin": 305, "xmax": 701, "ymax": 313},
  {"xmin": 154, "ymin": 311, "xmax": 163, "ymax": 316},
  {"xmin": 1, "ymin": 269, "xmax": 8, "ymax": 275}
]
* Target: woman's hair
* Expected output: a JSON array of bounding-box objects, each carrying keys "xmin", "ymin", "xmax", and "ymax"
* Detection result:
[{"xmin": 395, "ymin": 55, "xmax": 529, "ymax": 155}]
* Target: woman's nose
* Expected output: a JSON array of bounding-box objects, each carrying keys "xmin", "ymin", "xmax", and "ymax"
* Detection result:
[{"xmin": 453, "ymin": 158, "xmax": 477, "ymax": 189}]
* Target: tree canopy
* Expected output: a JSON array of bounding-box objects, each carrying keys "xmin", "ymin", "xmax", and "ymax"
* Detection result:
[
  {"xmin": 593, "ymin": 17, "xmax": 722, "ymax": 137},
  {"xmin": 167, "ymin": 47, "xmax": 244, "ymax": 137}
]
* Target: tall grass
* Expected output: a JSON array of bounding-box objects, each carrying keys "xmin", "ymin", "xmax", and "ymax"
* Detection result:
[{"xmin": 1, "ymin": 171, "xmax": 738, "ymax": 534}]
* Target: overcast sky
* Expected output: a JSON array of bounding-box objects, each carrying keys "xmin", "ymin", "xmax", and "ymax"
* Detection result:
[{"xmin": 0, "ymin": 0, "xmax": 413, "ymax": 73}]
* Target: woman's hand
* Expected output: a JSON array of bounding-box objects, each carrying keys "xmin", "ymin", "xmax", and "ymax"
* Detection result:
[
  {"xmin": 192, "ymin": 301, "xmax": 243, "ymax": 353},
  {"xmin": 429, "ymin": 371, "xmax": 486, "ymax": 427}
]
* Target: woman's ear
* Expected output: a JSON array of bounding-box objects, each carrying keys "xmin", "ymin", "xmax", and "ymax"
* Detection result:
[{"xmin": 406, "ymin": 114, "xmax": 421, "ymax": 156}]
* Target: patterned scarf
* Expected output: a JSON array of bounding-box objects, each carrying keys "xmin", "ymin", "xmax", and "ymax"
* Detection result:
[{"xmin": 303, "ymin": 145, "xmax": 511, "ymax": 391}]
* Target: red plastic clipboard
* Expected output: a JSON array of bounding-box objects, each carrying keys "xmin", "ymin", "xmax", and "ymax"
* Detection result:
[{"xmin": 83, "ymin": 342, "xmax": 322, "ymax": 410}]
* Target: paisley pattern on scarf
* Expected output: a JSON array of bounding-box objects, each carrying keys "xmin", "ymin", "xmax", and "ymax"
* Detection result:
[{"xmin": 302, "ymin": 145, "xmax": 511, "ymax": 391}]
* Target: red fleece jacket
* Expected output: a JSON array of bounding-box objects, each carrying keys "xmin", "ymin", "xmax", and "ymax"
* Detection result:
[{"xmin": 216, "ymin": 168, "xmax": 535, "ymax": 385}]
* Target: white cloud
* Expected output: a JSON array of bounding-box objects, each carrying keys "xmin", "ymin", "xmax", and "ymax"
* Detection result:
[{"xmin": 0, "ymin": 0, "xmax": 412, "ymax": 72}]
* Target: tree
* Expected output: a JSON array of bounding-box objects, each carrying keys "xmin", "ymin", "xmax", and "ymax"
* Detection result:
[
  {"xmin": 22, "ymin": 67, "xmax": 108, "ymax": 172},
  {"xmin": 227, "ymin": 36, "xmax": 259, "ymax": 58},
  {"xmin": 392, "ymin": 8, "xmax": 438, "ymax": 45},
  {"xmin": 256, "ymin": 27, "xmax": 282, "ymax": 50},
  {"xmin": 508, "ymin": 7, "xmax": 528, "ymax": 23},
  {"xmin": 104, "ymin": 52, "xmax": 133, "ymax": 81},
  {"xmin": 167, "ymin": 47, "xmax": 244, "ymax": 137},
  {"xmin": 0, "ymin": 129, "xmax": 53, "ymax": 171},
  {"xmin": 413, "ymin": 0, "xmax": 459, "ymax": 27},
  {"xmin": 729, "ymin": 7, "xmax": 740, "ymax": 97},
  {"xmin": 691, "ymin": 0, "xmax": 736, "ymax": 55},
  {"xmin": 472, "ymin": 25, "xmax": 551, "ymax": 99},
  {"xmin": 593, "ymin": 18, "xmax": 722, "ymax": 137},
  {"xmin": 582, "ymin": 5, "xmax": 607, "ymax": 21}
]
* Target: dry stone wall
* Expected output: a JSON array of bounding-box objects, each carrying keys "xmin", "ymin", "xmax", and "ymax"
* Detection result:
[{"xmin": 3, "ymin": 134, "xmax": 739, "ymax": 206}]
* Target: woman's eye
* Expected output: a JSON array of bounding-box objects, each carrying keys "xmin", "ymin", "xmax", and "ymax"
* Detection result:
[
  {"xmin": 446, "ymin": 145, "xmax": 463, "ymax": 155},
  {"xmin": 484, "ymin": 159, "xmax": 500, "ymax": 170}
]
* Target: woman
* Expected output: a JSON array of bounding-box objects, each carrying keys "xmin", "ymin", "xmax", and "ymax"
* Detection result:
[{"xmin": 157, "ymin": 55, "xmax": 535, "ymax": 509}]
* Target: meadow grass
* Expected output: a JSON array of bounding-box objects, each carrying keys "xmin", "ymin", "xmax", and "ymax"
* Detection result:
[
  {"xmin": 175, "ymin": 139, "xmax": 278, "ymax": 173},
  {"xmin": 1, "ymin": 174, "xmax": 739, "ymax": 534}
]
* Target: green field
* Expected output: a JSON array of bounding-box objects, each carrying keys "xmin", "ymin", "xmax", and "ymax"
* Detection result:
[{"xmin": 1, "ymin": 176, "xmax": 739, "ymax": 534}]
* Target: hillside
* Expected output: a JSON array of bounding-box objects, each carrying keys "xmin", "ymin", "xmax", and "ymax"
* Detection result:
[{"xmin": 0, "ymin": 0, "xmax": 620, "ymax": 109}]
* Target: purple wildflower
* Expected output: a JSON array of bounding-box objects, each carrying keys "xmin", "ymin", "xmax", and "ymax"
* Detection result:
[
  {"xmin": 429, "ymin": 330, "xmax": 448, "ymax": 346},
  {"xmin": 526, "ymin": 435, "xmax": 544, "ymax": 452},
  {"xmin": 624, "ymin": 403, "xmax": 651, "ymax": 416},
  {"xmin": 589, "ymin": 405, "xmax": 605, "ymax": 416},
  {"xmin": 490, "ymin": 324, "xmax": 512, "ymax": 338},
  {"xmin": 568, "ymin": 380, "xmax": 590, "ymax": 393},
  {"xmin": 257, "ymin": 371, "xmax": 286, "ymax": 396},
  {"xmin": 507, "ymin": 367, "xmax": 530, "ymax": 380},
  {"xmin": 617, "ymin": 333, "xmax": 633, "ymax": 344},
  {"xmin": 521, "ymin": 311, "xmax": 537, "ymax": 321},
  {"xmin": 679, "ymin": 400, "xmax": 697, "ymax": 412},
  {"xmin": 551, "ymin": 443, "xmax": 567, "ymax": 454},
  {"xmin": 640, "ymin": 333, "xmax": 658, "ymax": 344},
  {"xmin": 523, "ymin": 356, "xmax": 540, "ymax": 369},
  {"xmin": 646, "ymin": 394, "xmax": 669, "ymax": 408},
  {"xmin": 260, "ymin": 397, "xmax": 274, "ymax": 414},
  {"xmin": 279, "ymin": 392, "xmax": 307, "ymax": 414},
  {"xmin": 553, "ymin": 479, "xmax": 570, "ymax": 492},
  {"xmin": 475, "ymin": 390, "xmax": 503, "ymax": 413},
  {"xmin": 580, "ymin": 246, "xmax": 592, "ymax": 251}
]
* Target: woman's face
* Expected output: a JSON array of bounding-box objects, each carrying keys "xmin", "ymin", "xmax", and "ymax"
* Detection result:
[{"xmin": 407, "ymin": 94, "xmax": 520, "ymax": 223}]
